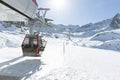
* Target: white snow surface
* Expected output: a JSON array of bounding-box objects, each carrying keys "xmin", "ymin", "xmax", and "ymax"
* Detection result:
[{"xmin": 1, "ymin": 18, "xmax": 120, "ymax": 80}]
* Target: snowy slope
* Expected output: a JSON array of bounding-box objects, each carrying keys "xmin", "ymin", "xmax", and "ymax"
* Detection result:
[
  {"xmin": 0, "ymin": 13, "xmax": 120, "ymax": 80},
  {"xmin": 0, "ymin": 24, "xmax": 24, "ymax": 48},
  {"xmin": 39, "ymin": 45, "xmax": 120, "ymax": 80},
  {"xmin": 1, "ymin": 37, "xmax": 120, "ymax": 80}
]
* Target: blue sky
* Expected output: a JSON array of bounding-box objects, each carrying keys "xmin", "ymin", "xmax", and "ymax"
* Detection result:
[{"xmin": 37, "ymin": 0, "xmax": 120, "ymax": 26}]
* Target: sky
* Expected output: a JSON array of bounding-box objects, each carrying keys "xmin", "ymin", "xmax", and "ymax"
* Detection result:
[{"xmin": 37, "ymin": 0, "xmax": 120, "ymax": 26}]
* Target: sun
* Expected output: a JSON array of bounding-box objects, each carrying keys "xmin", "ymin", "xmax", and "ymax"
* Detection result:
[{"xmin": 49, "ymin": 0, "xmax": 66, "ymax": 10}]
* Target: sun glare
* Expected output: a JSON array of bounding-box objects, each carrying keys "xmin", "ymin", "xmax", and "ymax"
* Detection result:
[{"xmin": 50, "ymin": 0, "xmax": 66, "ymax": 10}]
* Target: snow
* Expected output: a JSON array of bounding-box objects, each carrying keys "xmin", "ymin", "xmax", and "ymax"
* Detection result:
[
  {"xmin": 1, "ymin": 38, "xmax": 120, "ymax": 80},
  {"xmin": 0, "ymin": 57, "xmax": 41, "ymax": 80},
  {"xmin": 40, "ymin": 46, "xmax": 120, "ymax": 80},
  {"xmin": 64, "ymin": 46, "xmax": 120, "ymax": 80},
  {"xmin": 1, "ymin": 15, "xmax": 120, "ymax": 80},
  {"xmin": 91, "ymin": 29, "xmax": 120, "ymax": 42}
]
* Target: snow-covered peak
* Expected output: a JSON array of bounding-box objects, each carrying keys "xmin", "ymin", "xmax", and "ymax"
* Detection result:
[
  {"xmin": 110, "ymin": 13, "xmax": 120, "ymax": 29},
  {"xmin": 113, "ymin": 13, "xmax": 120, "ymax": 19}
]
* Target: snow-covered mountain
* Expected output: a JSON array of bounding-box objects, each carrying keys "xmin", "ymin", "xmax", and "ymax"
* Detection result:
[
  {"xmin": 0, "ymin": 13, "xmax": 120, "ymax": 80},
  {"xmin": 0, "ymin": 23, "xmax": 24, "ymax": 48},
  {"xmin": 110, "ymin": 13, "xmax": 120, "ymax": 29},
  {"xmin": 37, "ymin": 13, "xmax": 120, "ymax": 52}
]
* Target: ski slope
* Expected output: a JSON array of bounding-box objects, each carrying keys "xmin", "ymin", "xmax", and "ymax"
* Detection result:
[
  {"xmin": 40, "ymin": 43, "xmax": 120, "ymax": 80},
  {"xmin": 0, "ymin": 37, "xmax": 120, "ymax": 80},
  {"xmin": 1, "ymin": 15, "xmax": 120, "ymax": 80}
]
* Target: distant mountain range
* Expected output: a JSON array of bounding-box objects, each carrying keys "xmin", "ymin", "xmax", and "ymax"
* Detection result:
[
  {"xmin": 1, "ymin": 13, "xmax": 120, "ymax": 51},
  {"xmin": 39, "ymin": 13, "xmax": 120, "ymax": 52}
]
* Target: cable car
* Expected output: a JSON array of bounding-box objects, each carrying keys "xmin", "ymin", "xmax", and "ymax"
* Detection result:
[
  {"xmin": 0, "ymin": 0, "xmax": 49, "ymax": 57},
  {"xmin": 22, "ymin": 34, "xmax": 47, "ymax": 56}
]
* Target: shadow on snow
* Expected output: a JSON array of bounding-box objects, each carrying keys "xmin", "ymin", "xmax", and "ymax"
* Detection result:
[{"xmin": 0, "ymin": 56, "xmax": 42, "ymax": 80}]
